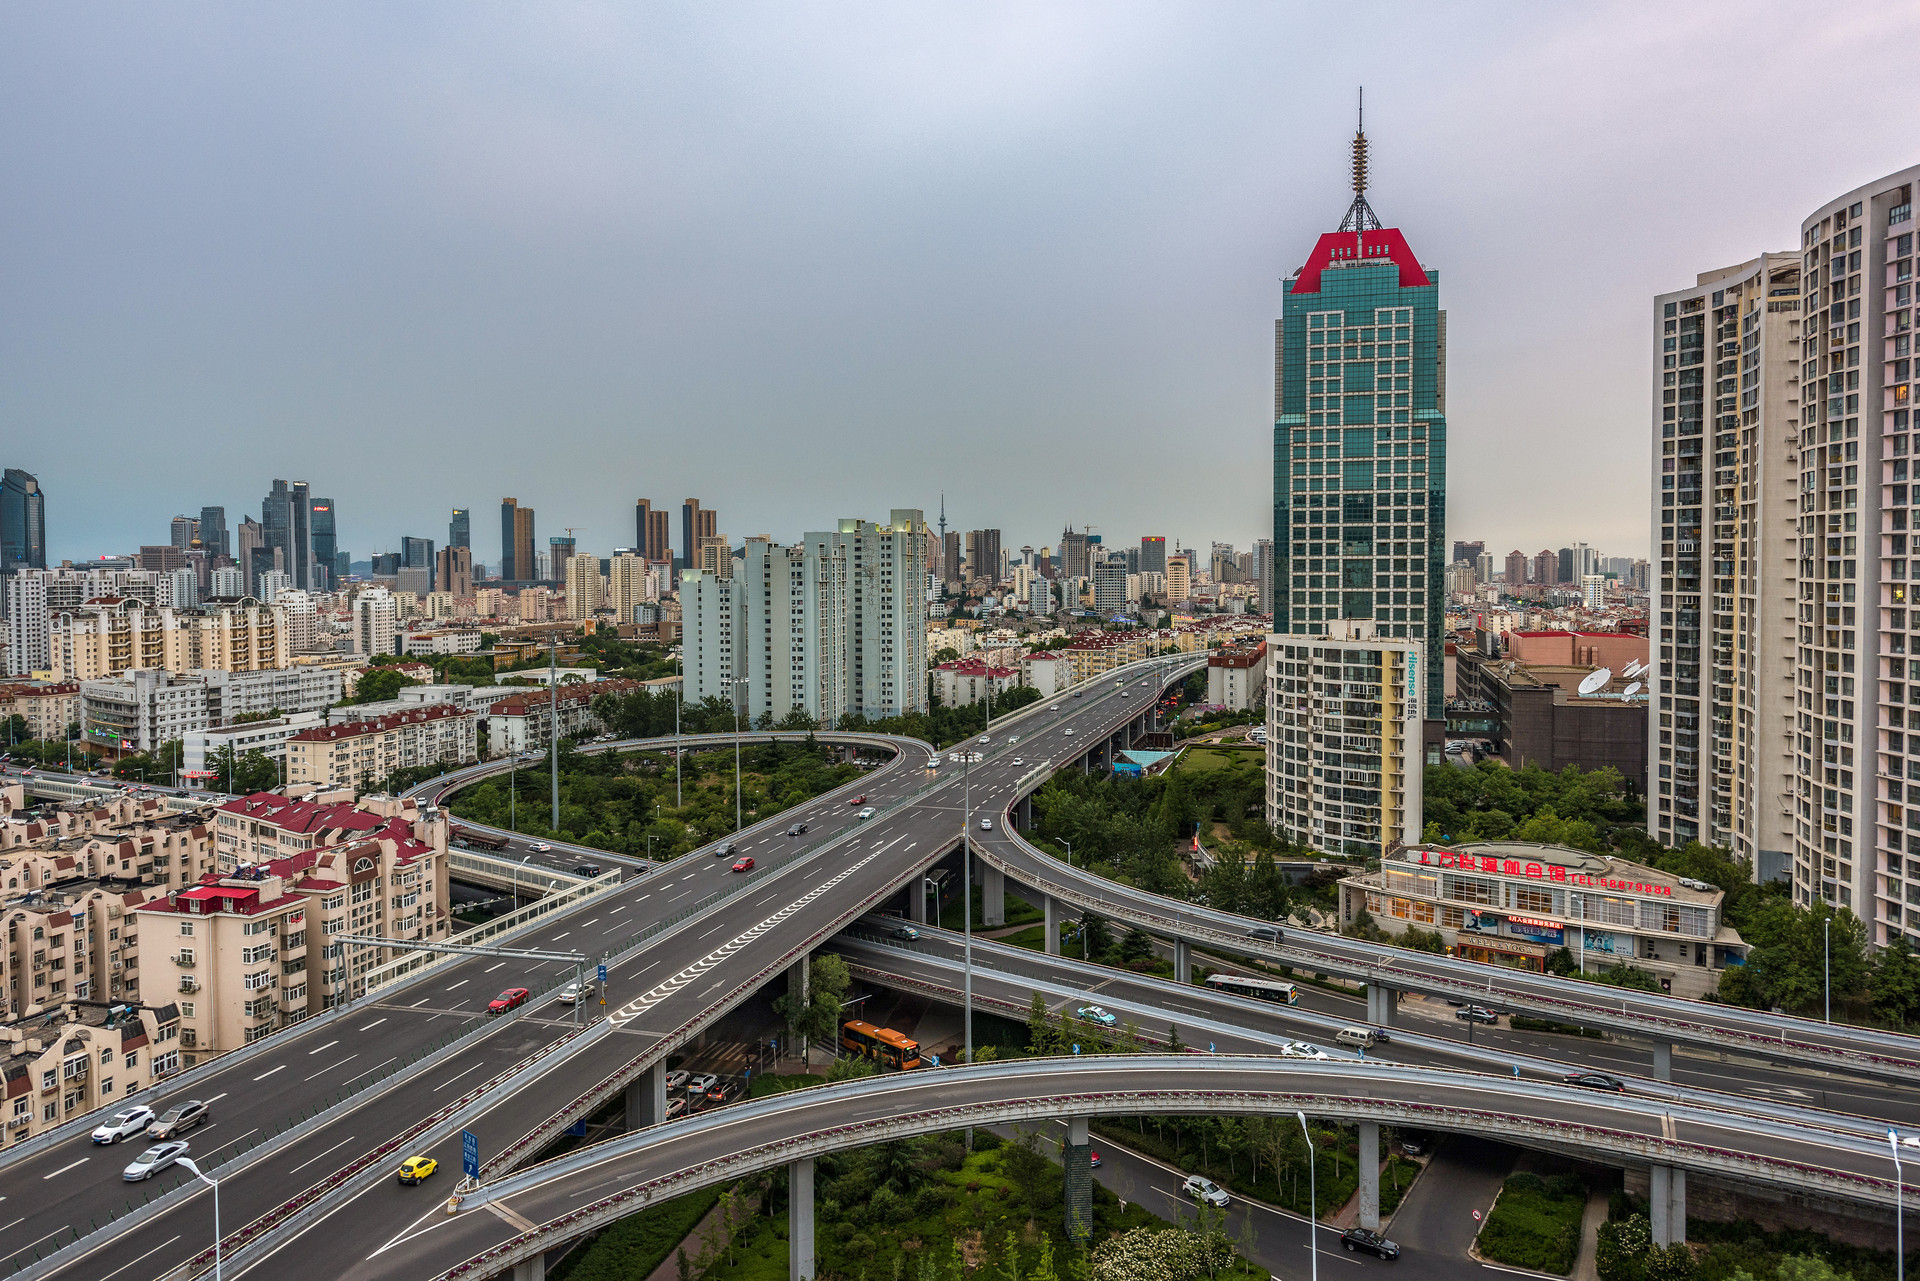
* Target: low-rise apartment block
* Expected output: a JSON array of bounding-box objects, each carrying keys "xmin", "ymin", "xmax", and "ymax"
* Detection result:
[
  {"xmin": 485, "ymin": 677, "xmax": 642, "ymax": 754},
  {"xmin": 934, "ymin": 658, "xmax": 1017, "ymax": 707},
  {"xmin": 0, "ymin": 682, "xmax": 79, "ymax": 741},
  {"xmin": 285, "ymin": 706, "xmax": 477, "ymax": 789},
  {"xmin": 1206, "ymin": 642, "xmax": 1269, "ymax": 711},
  {"xmin": 1, "ymin": 1003, "xmax": 181, "ymax": 1145}
]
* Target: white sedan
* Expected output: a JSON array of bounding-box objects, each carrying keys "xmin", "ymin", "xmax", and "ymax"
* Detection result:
[
  {"xmin": 91, "ymin": 1106, "xmax": 156, "ymax": 1144},
  {"xmin": 1279, "ymin": 1041, "xmax": 1330, "ymax": 1060},
  {"xmin": 124, "ymin": 1141, "xmax": 190, "ymax": 1181}
]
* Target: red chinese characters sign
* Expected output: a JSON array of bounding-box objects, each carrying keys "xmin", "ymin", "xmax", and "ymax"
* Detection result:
[{"xmin": 1405, "ymin": 848, "xmax": 1672, "ymax": 898}]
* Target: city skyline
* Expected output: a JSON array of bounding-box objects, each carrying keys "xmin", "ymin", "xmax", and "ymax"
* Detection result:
[{"xmin": 7, "ymin": 5, "xmax": 1919, "ymax": 563}]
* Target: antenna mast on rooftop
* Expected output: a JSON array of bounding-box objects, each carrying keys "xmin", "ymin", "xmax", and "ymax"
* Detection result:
[{"xmin": 1338, "ymin": 87, "xmax": 1382, "ymax": 233}]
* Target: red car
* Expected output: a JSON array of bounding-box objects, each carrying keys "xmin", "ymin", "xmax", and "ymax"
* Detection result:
[
  {"xmin": 731, "ymin": 856, "xmax": 755, "ymax": 873},
  {"xmin": 488, "ymin": 987, "xmax": 531, "ymax": 1013},
  {"xmin": 848, "ymin": 794, "xmax": 868, "ymax": 806}
]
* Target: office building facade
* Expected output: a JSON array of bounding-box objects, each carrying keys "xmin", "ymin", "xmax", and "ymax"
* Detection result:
[
  {"xmin": 1272, "ymin": 128, "xmax": 1446, "ymax": 719},
  {"xmin": 308, "ymin": 499, "xmax": 336, "ymax": 589},
  {"xmin": 262, "ymin": 480, "xmax": 314, "ymax": 591},
  {"xmin": 634, "ymin": 499, "xmax": 670, "ymax": 563},
  {"xmin": 499, "ymin": 498, "xmax": 535, "ymax": 583},
  {"xmin": 1, "ymin": 468, "xmax": 46, "ymax": 579},
  {"xmin": 1140, "ymin": 536, "xmax": 1167, "ymax": 575},
  {"xmin": 681, "ymin": 499, "xmax": 716, "ymax": 573},
  {"xmin": 449, "ymin": 508, "xmax": 470, "ymax": 549}
]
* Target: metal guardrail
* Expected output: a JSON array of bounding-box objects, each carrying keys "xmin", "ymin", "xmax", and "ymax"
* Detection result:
[{"xmin": 437, "ymin": 1055, "xmax": 1916, "ymax": 1281}]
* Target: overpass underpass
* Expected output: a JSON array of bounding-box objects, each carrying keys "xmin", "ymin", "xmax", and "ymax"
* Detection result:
[
  {"xmin": 969, "ymin": 815, "xmax": 1920, "ymax": 1086},
  {"xmin": 351, "ymin": 1056, "xmax": 1913, "ymax": 1281}
]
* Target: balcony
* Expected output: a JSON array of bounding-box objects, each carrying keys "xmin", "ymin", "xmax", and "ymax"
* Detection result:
[
  {"xmin": 178, "ymin": 977, "xmax": 198, "ymax": 994},
  {"xmin": 171, "ymin": 953, "xmax": 195, "ymax": 967}
]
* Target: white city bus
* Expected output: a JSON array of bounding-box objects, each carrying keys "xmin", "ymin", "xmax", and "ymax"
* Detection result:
[{"xmin": 1204, "ymin": 972, "xmax": 1301, "ymax": 1006}]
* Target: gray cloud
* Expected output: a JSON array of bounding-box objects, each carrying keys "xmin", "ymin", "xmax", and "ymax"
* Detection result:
[{"xmin": 4, "ymin": 2, "xmax": 1917, "ymax": 566}]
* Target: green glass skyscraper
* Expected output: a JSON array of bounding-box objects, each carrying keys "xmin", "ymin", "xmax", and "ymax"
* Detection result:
[{"xmin": 1273, "ymin": 123, "xmax": 1446, "ymax": 719}]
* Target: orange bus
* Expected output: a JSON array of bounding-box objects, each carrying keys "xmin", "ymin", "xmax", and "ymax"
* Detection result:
[{"xmin": 840, "ymin": 1019, "xmax": 925, "ymax": 1071}]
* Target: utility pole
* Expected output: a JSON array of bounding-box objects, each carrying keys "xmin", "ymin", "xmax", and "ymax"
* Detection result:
[{"xmin": 549, "ymin": 634, "xmax": 560, "ymax": 831}]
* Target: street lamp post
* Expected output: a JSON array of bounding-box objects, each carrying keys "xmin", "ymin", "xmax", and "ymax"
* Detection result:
[
  {"xmin": 961, "ymin": 749, "xmax": 975, "ymax": 1147},
  {"xmin": 516, "ymin": 854, "xmax": 533, "ymax": 907},
  {"xmin": 1890, "ymin": 1128, "xmax": 1905, "ymax": 1281},
  {"xmin": 674, "ymin": 649, "xmax": 682, "ymax": 808},
  {"xmin": 1296, "ymin": 1111, "xmax": 1317, "ymax": 1281},
  {"xmin": 1062, "ymin": 839, "xmax": 1073, "ymax": 869},
  {"xmin": 730, "ymin": 675, "xmax": 749, "ymax": 835},
  {"xmin": 175, "ymin": 1157, "xmax": 221, "ymax": 1281}
]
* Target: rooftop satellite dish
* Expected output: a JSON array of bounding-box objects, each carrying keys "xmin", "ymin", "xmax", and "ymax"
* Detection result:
[
  {"xmin": 1621, "ymin": 660, "xmax": 1642, "ymax": 679},
  {"xmin": 1577, "ymin": 667, "xmax": 1612, "ymax": 696},
  {"xmin": 1623, "ymin": 681, "xmax": 1642, "ymax": 697}
]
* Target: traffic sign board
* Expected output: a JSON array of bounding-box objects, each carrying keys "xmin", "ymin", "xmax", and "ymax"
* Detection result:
[
  {"xmin": 597, "ymin": 963, "xmax": 608, "ymax": 982},
  {"xmin": 462, "ymin": 1129, "xmax": 479, "ymax": 1178}
]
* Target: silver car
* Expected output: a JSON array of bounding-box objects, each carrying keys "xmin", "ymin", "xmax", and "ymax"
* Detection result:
[{"xmin": 124, "ymin": 1141, "xmax": 190, "ymax": 1181}]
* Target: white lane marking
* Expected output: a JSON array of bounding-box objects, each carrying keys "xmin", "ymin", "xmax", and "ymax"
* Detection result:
[
  {"xmin": 610, "ymin": 837, "xmax": 904, "ymax": 1029},
  {"xmin": 484, "ymin": 962, "xmax": 506, "ymax": 973},
  {"xmin": 610, "ymin": 905, "xmax": 629, "ymax": 913},
  {"xmin": 287, "ymin": 1134, "xmax": 360, "ymax": 1176},
  {"xmin": 305, "ymin": 1055, "xmax": 358, "ymax": 1082},
  {"xmin": 408, "ymin": 996, "xmax": 433, "ymax": 1007},
  {"xmin": 0, "ymin": 1216, "xmax": 21, "ymax": 1233},
  {"xmin": 697, "ymin": 921, "xmax": 730, "ymax": 939},
  {"xmin": 205, "ymin": 1092, "xmax": 228, "ymax": 1105},
  {"xmin": 307, "ymin": 1040, "xmax": 339, "ymax": 1055},
  {"xmin": 41, "ymin": 1158, "xmax": 86, "ymax": 1179},
  {"xmin": 254, "ymin": 1065, "xmax": 285, "ymax": 1081},
  {"xmin": 633, "ymin": 895, "xmax": 650, "ymax": 902},
  {"xmin": 445, "ymin": 980, "xmax": 469, "ymax": 991},
  {"xmin": 667, "ymin": 891, "xmax": 691, "ymax": 902},
  {"xmin": 433, "ymin": 1062, "xmax": 488, "ymax": 1091},
  {"xmin": 357, "ymin": 1018, "xmax": 387, "ymax": 1032},
  {"xmin": 582, "ymin": 918, "xmax": 599, "ymax": 926}
]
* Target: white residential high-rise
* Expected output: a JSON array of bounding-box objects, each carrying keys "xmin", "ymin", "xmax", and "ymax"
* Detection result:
[
  {"xmin": 606, "ymin": 553, "xmax": 655, "ymax": 624},
  {"xmin": 3, "ymin": 572, "xmax": 49, "ymax": 676},
  {"xmin": 1649, "ymin": 254, "xmax": 1807, "ymax": 882},
  {"xmin": 564, "ymin": 555, "xmax": 605, "ymax": 621},
  {"xmin": 354, "ymin": 587, "xmax": 398, "ymax": 657},
  {"xmin": 682, "ymin": 509, "xmax": 927, "ymax": 727},
  {"xmin": 210, "ymin": 566, "xmax": 246, "ymax": 598}
]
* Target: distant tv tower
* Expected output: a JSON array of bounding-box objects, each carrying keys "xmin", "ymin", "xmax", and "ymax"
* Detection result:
[{"xmin": 938, "ymin": 493, "xmax": 947, "ymax": 542}]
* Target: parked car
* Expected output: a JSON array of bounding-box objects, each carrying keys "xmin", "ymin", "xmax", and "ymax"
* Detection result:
[
  {"xmin": 1076, "ymin": 1005, "xmax": 1117, "ymax": 1026},
  {"xmin": 666, "ymin": 1069, "xmax": 690, "ymax": 1090},
  {"xmin": 732, "ymin": 856, "xmax": 755, "ymax": 873},
  {"xmin": 92, "ymin": 1106, "xmax": 156, "ymax": 1144},
  {"xmin": 786, "ymin": 822, "xmax": 808, "ymax": 836},
  {"xmin": 1341, "ymin": 1228, "xmax": 1401, "ymax": 1259},
  {"xmin": 857, "ymin": 807, "xmax": 876, "ymax": 820},
  {"xmin": 397, "ymin": 1155, "xmax": 439, "ymax": 1185},
  {"xmin": 1562, "ymin": 1071, "xmax": 1626, "ymax": 1092},
  {"xmin": 124, "ymin": 1141, "xmax": 191, "ymax": 1181},
  {"xmin": 1455, "ymin": 1005, "xmax": 1498, "ymax": 1025},
  {"xmin": 1399, "ymin": 1134, "xmax": 1430, "ymax": 1157},
  {"xmin": 557, "ymin": 980, "xmax": 597, "ymax": 1004},
  {"xmin": 488, "ymin": 987, "xmax": 532, "ymax": 1013},
  {"xmin": 146, "ymin": 1101, "xmax": 210, "ymax": 1139},
  {"xmin": 713, "ymin": 841, "xmax": 736, "ymax": 857},
  {"xmin": 1182, "ymin": 1175, "xmax": 1230, "ymax": 1207}
]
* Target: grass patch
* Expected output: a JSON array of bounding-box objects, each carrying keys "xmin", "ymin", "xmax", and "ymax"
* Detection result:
[
  {"xmin": 1173, "ymin": 746, "xmax": 1264, "ymax": 774},
  {"xmin": 748, "ymin": 1072, "xmax": 827, "ymax": 1099},
  {"xmin": 1478, "ymin": 1172, "xmax": 1588, "ymax": 1275},
  {"xmin": 940, "ymin": 888, "xmax": 1043, "ymax": 932},
  {"xmin": 549, "ymin": 1183, "xmax": 724, "ymax": 1281}
]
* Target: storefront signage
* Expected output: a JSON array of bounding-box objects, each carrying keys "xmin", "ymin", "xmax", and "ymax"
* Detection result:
[
  {"xmin": 1402, "ymin": 848, "xmax": 1672, "ymax": 897},
  {"xmin": 1506, "ymin": 916, "xmax": 1564, "ymax": 944}
]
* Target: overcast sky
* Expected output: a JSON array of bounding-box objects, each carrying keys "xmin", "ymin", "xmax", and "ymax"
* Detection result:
[{"xmin": 4, "ymin": 2, "xmax": 1917, "ymax": 569}]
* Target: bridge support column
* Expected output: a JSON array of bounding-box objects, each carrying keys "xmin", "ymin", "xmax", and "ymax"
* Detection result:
[
  {"xmin": 787, "ymin": 957, "xmax": 811, "ymax": 1059},
  {"xmin": 1357, "ymin": 1121, "xmax": 1381, "ymax": 1230},
  {"xmin": 1044, "ymin": 896, "xmax": 1061, "ymax": 956},
  {"xmin": 908, "ymin": 875, "xmax": 928, "ymax": 923},
  {"xmin": 512, "ymin": 1254, "xmax": 546, "ymax": 1281},
  {"xmin": 1649, "ymin": 1165, "xmax": 1686, "ymax": 1246},
  {"xmin": 1017, "ymin": 795, "xmax": 1033, "ymax": 828},
  {"xmin": 790, "ymin": 1156, "xmax": 816, "ymax": 1280},
  {"xmin": 1652, "ymin": 1040, "xmax": 1672, "ymax": 1081},
  {"xmin": 981, "ymin": 863, "xmax": 1004, "ymax": 927},
  {"xmin": 1173, "ymin": 937, "xmax": 1191, "ymax": 983},
  {"xmin": 1366, "ymin": 985, "xmax": 1399, "ymax": 1027},
  {"xmin": 1063, "ymin": 1116, "xmax": 1093, "ymax": 1245},
  {"xmin": 624, "ymin": 1060, "xmax": 667, "ymax": 1130}
]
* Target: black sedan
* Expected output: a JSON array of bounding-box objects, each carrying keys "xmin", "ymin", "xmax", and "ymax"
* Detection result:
[
  {"xmin": 1341, "ymin": 1228, "xmax": 1400, "ymax": 1259},
  {"xmin": 1562, "ymin": 1071, "xmax": 1627, "ymax": 1092}
]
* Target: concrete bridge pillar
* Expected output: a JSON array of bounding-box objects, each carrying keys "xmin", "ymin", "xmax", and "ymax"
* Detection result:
[
  {"xmin": 1064, "ymin": 1115, "xmax": 1093, "ymax": 1244},
  {"xmin": 1016, "ymin": 794, "xmax": 1033, "ymax": 828},
  {"xmin": 1357, "ymin": 1121, "xmax": 1381, "ymax": 1230},
  {"xmin": 512, "ymin": 1254, "xmax": 546, "ymax": 1281},
  {"xmin": 791, "ymin": 1156, "xmax": 816, "ymax": 1279},
  {"xmin": 908, "ymin": 875, "xmax": 928, "ymax": 923},
  {"xmin": 1649, "ymin": 1165, "xmax": 1686, "ymax": 1246},
  {"xmin": 1366, "ymin": 985, "xmax": 1399, "ymax": 1027},
  {"xmin": 1044, "ymin": 896, "xmax": 1061, "ymax": 956},
  {"xmin": 787, "ymin": 956, "xmax": 811, "ymax": 1058},
  {"xmin": 1173, "ymin": 937, "xmax": 1191, "ymax": 984},
  {"xmin": 981, "ymin": 862, "xmax": 1005, "ymax": 927},
  {"xmin": 1652, "ymin": 1040, "xmax": 1672, "ymax": 1081},
  {"xmin": 624, "ymin": 1060, "xmax": 667, "ymax": 1131}
]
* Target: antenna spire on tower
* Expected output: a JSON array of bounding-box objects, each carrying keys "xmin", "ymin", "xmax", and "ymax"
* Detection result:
[{"xmin": 1338, "ymin": 86, "xmax": 1382, "ymax": 233}]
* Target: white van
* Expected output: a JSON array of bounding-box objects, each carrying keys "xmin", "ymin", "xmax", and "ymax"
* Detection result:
[{"xmin": 1334, "ymin": 1027, "xmax": 1379, "ymax": 1051}]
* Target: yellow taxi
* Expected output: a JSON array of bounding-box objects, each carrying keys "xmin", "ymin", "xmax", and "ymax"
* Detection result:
[{"xmin": 397, "ymin": 1155, "xmax": 439, "ymax": 1185}]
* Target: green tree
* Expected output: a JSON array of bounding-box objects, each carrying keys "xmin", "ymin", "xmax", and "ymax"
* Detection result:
[
  {"xmin": 1027, "ymin": 990, "xmax": 1051, "ymax": 1054},
  {"xmin": 345, "ymin": 667, "xmax": 420, "ymax": 706}
]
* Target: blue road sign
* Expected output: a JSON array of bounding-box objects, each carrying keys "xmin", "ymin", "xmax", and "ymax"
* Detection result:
[
  {"xmin": 461, "ymin": 1129, "xmax": 479, "ymax": 1178},
  {"xmin": 597, "ymin": 963, "xmax": 608, "ymax": 982}
]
